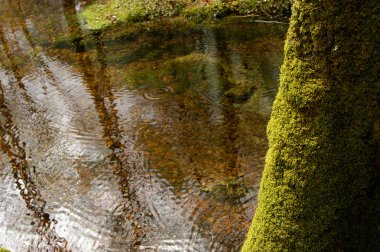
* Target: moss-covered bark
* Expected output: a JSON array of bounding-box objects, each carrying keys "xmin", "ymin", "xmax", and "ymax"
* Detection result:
[{"xmin": 242, "ymin": 0, "xmax": 380, "ymax": 251}]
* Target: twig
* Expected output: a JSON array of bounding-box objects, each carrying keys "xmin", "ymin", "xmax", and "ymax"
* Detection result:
[
  {"xmin": 253, "ymin": 19, "xmax": 289, "ymax": 24},
  {"xmin": 260, "ymin": 5, "xmax": 273, "ymax": 19}
]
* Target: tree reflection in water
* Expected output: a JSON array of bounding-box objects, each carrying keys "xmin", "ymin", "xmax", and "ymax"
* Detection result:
[{"xmin": 0, "ymin": 0, "xmax": 286, "ymax": 250}]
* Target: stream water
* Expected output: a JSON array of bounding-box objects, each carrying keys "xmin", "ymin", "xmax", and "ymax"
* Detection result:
[{"xmin": 0, "ymin": 0, "xmax": 287, "ymax": 251}]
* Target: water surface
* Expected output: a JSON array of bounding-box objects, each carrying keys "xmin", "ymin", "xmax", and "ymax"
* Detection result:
[{"xmin": 0, "ymin": 1, "xmax": 287, "ymax": 251}]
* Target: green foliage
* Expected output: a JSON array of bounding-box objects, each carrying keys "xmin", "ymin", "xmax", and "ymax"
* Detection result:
[
  {"xmin": 81, "ymin": 0, "xmax": 147, "ymax": 29},
  {"xmin": 242, "ymin": 0, "xmax": 380, "ymax": 251},
  {"xmin": 144, "ymin": 0, "xmax": 188, "ymax": 18},
  {"xmin": 184, "ymin": 0, "xmax": 291, "ymax": 19},
  {"xmin": 0, "ymin": 247, "xmax": 11, "ymax": 252},
  {"xmin": 259, "ymin": 0, "xmax": 292, "ymax": 17},
  {"xmin": 183, "ymin": 0, "xmax": 230, "ymax": 20},
  {"xmin": 80, "ymin": 0, "xmax": 292, "ymax": 30}
]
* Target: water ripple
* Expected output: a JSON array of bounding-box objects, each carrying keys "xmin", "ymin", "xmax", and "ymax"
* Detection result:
[{"xmin": 0, "ymin": 2, "xmax": 286, "ymax": 250}]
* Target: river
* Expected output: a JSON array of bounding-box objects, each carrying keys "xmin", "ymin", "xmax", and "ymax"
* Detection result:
[{"xmin": 0, "ymin": 0, "xmax": 287, "ymax": 251}]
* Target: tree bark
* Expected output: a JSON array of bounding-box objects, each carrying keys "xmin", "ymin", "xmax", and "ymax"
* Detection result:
[{"xmin": 242, "ymin": 0, "xmax": 379, "ymax": 251}]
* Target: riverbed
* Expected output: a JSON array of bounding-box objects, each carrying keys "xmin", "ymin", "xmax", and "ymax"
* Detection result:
[{"xmin": 0, "ymin": 1, "xmax": 287, "ymax": 251}]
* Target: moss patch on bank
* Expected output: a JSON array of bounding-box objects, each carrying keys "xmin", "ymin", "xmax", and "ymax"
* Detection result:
[
  {"xmin": 0, "ymin": 247, "xmax": 11, "ymax": 252},
  {"xmin": 80, "ymin": 0, "xmax": 291, "ymax": 30}
]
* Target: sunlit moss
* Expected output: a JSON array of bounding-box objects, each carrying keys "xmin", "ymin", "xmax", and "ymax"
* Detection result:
[
  {"xmin": 0, "ymin": 247, "xmax": 11, "ymax": 252},
  {"xmin": 80, "ymin": 0, "xmax": 146, "ymax": 30},
  {"xmin": 183, "ymin": 1, "xmax": 230, "ymax": 20},
  {"xmin": 242, "ymin": 0, "xmax": 380, "ymax": 251},
  {"xmin": 79, "ymin": 0, "xmax": 291, "ymax": 30}
]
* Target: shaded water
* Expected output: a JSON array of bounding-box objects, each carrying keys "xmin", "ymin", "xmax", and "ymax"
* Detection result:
[{"xmin": 0, "ymin": 0, "xmax": 287, "ymax": 251}]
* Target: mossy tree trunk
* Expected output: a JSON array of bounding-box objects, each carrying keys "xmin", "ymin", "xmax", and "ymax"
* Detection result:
[{"xmin": 242, "ymin": 0, "xmax": 379, "ymax": 251}]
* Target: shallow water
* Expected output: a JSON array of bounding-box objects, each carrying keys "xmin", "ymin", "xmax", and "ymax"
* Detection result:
[{"xmin": 0, "ymin": 0, "xmax": 287, "ymax": 251}]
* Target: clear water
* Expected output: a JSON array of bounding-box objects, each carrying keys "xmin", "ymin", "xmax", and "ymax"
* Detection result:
[{"xmin": 0, "ymin": 0, "xmax": 287, "ymax": 251}]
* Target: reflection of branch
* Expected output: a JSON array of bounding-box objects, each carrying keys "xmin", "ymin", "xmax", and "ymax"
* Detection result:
[
  {"xmin": 230, "ymin": 16, "xmax": 289, "ymax": 24},
  {"xmin": 75, "ymin": 30, "xmax": 149, "ymax": 248},
  {"xmin": 0, "ymin": 84, "xmax": 69, "ymax": 251},
  {"xmin": 63, "ymin": 0, "xmax": 85, "ymax": 52},
  {"xmin": 254, "ymin": 19, "xmax": 289, "ymax": 24},
  {"xmin": 0, "ymin": 28, "xmax": 37, "ymax": 105},
  {"xmin": 0, "ymin": 1, "xmax": 70, "ymax": 250},
  {"xmin": 260, "ymin": 5, "xmax": 273, "ymax": 19}
]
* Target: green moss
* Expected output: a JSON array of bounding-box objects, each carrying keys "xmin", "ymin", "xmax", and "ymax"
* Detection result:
[
  {"xmin": 183, "ymin": 0, "xmax": 230, "ymax": 20},
  {"xmin": 80, "ymin": 0, "xmax": 147, "ymax": 30},
  {"xmin": 260, "ymin": 0, "xmax": 292, "ymax": 18},
  {"xmin": 0, "ymin": 247, "xmax": 11, "ymax": 252},
  {"xmin": 242, "ymin": 0, "xmax": 380, "ymax": 251},
  {"xmin": 79, "ymin": 0, "xmax": 291, "ymax": 30}
]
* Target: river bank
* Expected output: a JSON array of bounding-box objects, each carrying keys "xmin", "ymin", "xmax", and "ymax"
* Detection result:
[{"xmin": 79, "ymin": 0, "xmax": 291, "ymax": 30}]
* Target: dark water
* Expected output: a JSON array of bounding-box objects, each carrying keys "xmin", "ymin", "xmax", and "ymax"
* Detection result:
[{"xmin": 0, "ymin": 0, "xmax": 287, "ymax": 251}]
